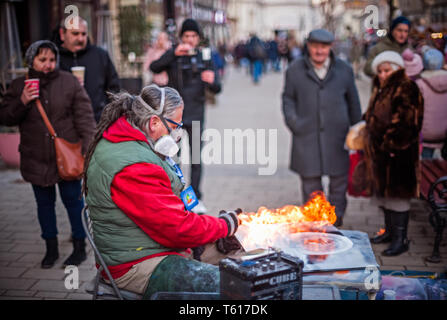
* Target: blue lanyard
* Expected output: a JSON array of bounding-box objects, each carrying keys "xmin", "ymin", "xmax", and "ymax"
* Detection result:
[{"xmin": 166, "ymin": 157, "xmax": 186, "ymax": 185}]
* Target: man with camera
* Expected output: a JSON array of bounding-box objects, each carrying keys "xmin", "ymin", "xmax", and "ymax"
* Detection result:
[{"xmin": 150, "ymin": 18, "xmax": 222, "ymax": 214}]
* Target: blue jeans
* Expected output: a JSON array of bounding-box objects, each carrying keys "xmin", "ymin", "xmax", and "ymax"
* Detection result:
[
  {"xmin": 421, "ymin": 147, "xmax": 435, "ymax": 159},
  {"xmin": 31, "ymin": 180, "xmax": 85, "ymax": 240},
  {"xmin": 252, "ymin": 60, "xmax": 263, "ymax": 83}
]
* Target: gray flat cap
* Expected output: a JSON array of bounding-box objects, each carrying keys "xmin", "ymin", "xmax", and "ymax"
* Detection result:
[{"xmin": 307, "ymin": 29, "xmax": 335, "ymax": 44}]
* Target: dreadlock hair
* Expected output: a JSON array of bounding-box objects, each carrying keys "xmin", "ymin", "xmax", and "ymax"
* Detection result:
[{"xmin": 82, "ymin": 84, "xmax": 183, "ymax": 196}]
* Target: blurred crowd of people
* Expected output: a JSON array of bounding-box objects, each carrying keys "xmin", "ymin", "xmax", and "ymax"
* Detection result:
[{"xmin": 230, "ymin": 32, "xmax": 303, "ymax": 84}]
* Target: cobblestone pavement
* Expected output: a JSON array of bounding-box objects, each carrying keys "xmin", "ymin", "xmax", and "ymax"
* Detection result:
[{"xmin": 0, "ymin": 65, "xmax": 445, "ymax": 300}]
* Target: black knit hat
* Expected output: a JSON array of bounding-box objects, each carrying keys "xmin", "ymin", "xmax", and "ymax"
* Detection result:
[
  {"xmin": 180, "ymin": 18, "xmax": 201, "ymax": 37},
  {"xmin": 390, "ymin": 16, "xmax": 411, "ymax": 32}
]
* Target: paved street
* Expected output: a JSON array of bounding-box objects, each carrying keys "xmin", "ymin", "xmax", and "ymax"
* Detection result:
[{"xmin": 0, "ymin": 65, "xmax": 446, "ymax": 300}]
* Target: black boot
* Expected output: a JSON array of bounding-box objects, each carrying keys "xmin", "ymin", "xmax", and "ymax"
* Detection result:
[
  {"xmin": 382, "ymin": 211, "xmax": 410, "ymax": 256},
  {"xmin": 371, "ymin": 208, "xmax": 392, "ymax": 244},
  {"xmin": 63, "ymin": 238, "xmax": 87, "ymax": 266},
  {"xmin": 41, "ymin": 238, "xmax": 59, "ymax": 269},
  {"xmin": 334, "ymin": 216, "xmax": 343, "ymax": 228}
]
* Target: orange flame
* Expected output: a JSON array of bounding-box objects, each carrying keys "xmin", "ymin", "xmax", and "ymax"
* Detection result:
[
  {"xmin": 376, "ymin": 228, "xmax": 386, "ymax": 236},
  {"xmin": 236, "ymin": 192, "xmax": 338, "ymax": 253},
  {"xmin": 239, "ymin": 191, "xmax": 337, "ymax": 228}
]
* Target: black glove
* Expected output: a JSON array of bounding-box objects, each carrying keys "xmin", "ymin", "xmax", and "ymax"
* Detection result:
[
  {"xmin": 192, "ymin": 246, "xmax": 205, "ymax": 261},
  {"xmin": 219, "ymin": 209, "xmax": 241, "ymax": 237},
  {"xmin": 216, "ymin": 235, "xmax": 243, "ymax": 254}
]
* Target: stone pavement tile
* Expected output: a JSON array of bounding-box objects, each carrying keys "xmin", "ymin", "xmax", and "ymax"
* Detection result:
[
  {"xmin": 0, "ymin": 252, "xmax": 24, "ymax": 263},
  {"xmin": 0, "ymin": 243, "xmax": 16, "ymax": 251},
  {"xmin": 0, "ymin": 232, "xmax": 13, "ymax": 240},
  {"xmin": 411, "ymin": 236, "xmax": 436, "ymax": 246},
  {"xmin": 0, "ymin": 296, "xmax": 41, "ymax": 300},
  {"xmin": 380, "ymin": 266, "xmax": 407, "ymax": 271},
  {"xmin": 10, "ymin": 243, "xmax": 46, "ymax": 254},
  {"xmin": 0, "ymin": 266, "xmax": 27, "ymax": 278},
  {"xmin": 3, "ymin": 224, "xmax": 40, "ymax": 233},
  {"xmin": 77, "ymin": 270, "xmax": 96, "ymax": 283},
  {"xmin": 16, "ymin": 253, "xmax": 43, "ymax": 264},
  {"xmin": 343, "ymin": 215, "xmax": 368, "ymax": 224},
  {"xmin": 34, "ymin": 291, "xmax": 68, "ymax": 299},
  {"xmin": 381, "ymin": 255, "xmax": 427, "ymax": 267},
  {"xmin": 66, "ymin": 292, "xmax": 93, "ymax": 300},
  {"xmin": 7, "ymin": 232, "xmax": 41, "ymax": 242},
  {"xmin": 7, "ymin": 262, "xmax": 38, "ymax": 269},
  {"xmin": 409, "ymin": 244, "xmax": 439, "ymax": 255},
  {"xmin": 4, "ymin": 290, "xmax": 36, "ymax": 298},
  {"xmin": 365, "ymin": 217, "xmax": 386, "ymax": 227},
  {"xmin": 21, "ymin": 268, "xmax": 66, "ymax": 280},
  {"xmin": 0, "ymin": 278, "xmax": 37, "ymax": 290},
  {"xmin": 425, "ymin": 261, "xmax": 447, "ymax": 271},
  {"xmin": 0, "ymin": 223, "xmax": 9, "ymax": 231},
  {"xmin": 29, "ymin": 279, "xmax": 81, "ymax": 293}
]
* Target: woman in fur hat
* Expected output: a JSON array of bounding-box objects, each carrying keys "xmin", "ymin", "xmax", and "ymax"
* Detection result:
[{"xmin": 363, "ymin": 50, "xmax": 424, "ymax": 256}]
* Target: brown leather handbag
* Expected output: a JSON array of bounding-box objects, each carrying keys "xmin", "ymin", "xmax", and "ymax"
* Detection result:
[{"xmin": 35, "ymin": 99, "xmax": 84, "ymax": 180}]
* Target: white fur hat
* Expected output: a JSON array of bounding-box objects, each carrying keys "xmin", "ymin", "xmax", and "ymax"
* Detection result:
[{"xmin": 371, "ymin": 51, "xmax": 405, "ymax": 74}]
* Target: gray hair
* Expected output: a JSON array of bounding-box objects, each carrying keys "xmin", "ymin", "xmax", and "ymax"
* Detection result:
[
  {"xmin": 82, "ymin": 84, "xmax": 183, "ymax": 196},
  {"xmin": 59, "ymin": 17, "xmax": 88, "ymax": 31},
  {"xmin": 128, "ymin": 84, "xmax": 183, "ymax": 130}
]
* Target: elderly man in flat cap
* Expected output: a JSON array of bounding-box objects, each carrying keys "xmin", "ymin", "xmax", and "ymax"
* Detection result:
[{"xmin": 282, "ymin": 29, "xmax": 362, "ymax": 227}]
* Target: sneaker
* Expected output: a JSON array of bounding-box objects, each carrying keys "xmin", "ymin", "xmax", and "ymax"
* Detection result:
[{"xmin": 191, "ymin": 200, "xmax": 208, "ymax": 214}]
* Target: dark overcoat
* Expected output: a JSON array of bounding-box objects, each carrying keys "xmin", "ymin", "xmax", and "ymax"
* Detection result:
[
  {"xmin": 149, "ymin": 47, "xmax": 221, "ymax": 126},
  {"xmin": 282, "ymin": 52, "xmax": 362, "ymax": 177},
  {"xmin": 0, "ymin": 69, "xmax": 96, "ymax": 186},
  {"xmin": 58, "ymin": 43, "xmax": 120, "ymax": 123}
]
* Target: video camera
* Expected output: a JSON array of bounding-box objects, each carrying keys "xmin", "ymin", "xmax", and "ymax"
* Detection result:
[{"xmin": 178, "ymin": 46, "xmax": 212, "ymax": 75}]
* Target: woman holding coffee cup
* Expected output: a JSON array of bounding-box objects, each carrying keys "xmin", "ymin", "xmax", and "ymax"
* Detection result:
[{"xmin": 0, "ymin": 40, "xmax": 96, "ymax": 268}]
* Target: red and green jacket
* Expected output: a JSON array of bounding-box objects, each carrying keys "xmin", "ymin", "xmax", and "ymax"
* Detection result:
[{"xmin": 85, "ymin": 116, "xmax": 228, "ymax": 279}]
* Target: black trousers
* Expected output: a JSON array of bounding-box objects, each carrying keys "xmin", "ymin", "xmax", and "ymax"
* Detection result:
[{"xmin": 184, "ymin": 123, "xmax": 203, "ymax": 200}]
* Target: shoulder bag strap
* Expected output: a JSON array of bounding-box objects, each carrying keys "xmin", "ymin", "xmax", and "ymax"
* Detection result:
[
  {"xmin": 26, "ymin": 73, "xmax": 57, "ymax": 138},
  {"xmin": 35, "ymin": 99, "xmax": 57, "ymax": 138}
]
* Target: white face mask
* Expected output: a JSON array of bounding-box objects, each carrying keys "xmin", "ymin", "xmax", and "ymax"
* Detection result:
[
  {"xmin": 153, "ymin": 134, "xmax": 179, "ymax": 158},
  {"xmin": 140, "ymin": 87, "xmax": 183, "ymax": 157}
]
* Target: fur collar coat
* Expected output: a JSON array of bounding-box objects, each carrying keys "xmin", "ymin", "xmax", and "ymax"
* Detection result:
[{"xmin": 363, "ymin": 68, "xmax": 424, "ymax": 198}]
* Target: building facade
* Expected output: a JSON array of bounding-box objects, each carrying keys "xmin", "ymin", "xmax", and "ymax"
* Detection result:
[{"xmin": 227, "ymin": 0, "xmax": 322, "ymax": 43}]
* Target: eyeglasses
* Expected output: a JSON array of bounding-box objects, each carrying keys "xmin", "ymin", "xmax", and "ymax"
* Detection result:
[
  {"xmin": 162, "ymin": 117, "xmax": 183, "ymax": 142},
  {"xmin": 165, "ymin": 118, "xmax": 183, "ymax": 130}
]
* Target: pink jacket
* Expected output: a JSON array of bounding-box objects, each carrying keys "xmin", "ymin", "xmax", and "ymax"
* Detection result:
[
  {"xmin": 415, "ymin": 70, "xmax": 447, "ymax": 149},
  {"xmin": 143, "ymin": 46, "xmax": 170, "ymax": 86}
]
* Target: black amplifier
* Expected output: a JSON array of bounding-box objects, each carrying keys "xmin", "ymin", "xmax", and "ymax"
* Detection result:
[{"xmin": 219, "ymin": 249, "xmax": 304, "ymax": 300}]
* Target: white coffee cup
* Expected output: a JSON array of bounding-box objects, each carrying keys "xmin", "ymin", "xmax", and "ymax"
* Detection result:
[
  {"xmin": 202, "ymin": 47, "xmax": 211, "ymax": 61},
  {"xmin": 71, "ymin": 66, "xmax": 85, "ymax": 85}
]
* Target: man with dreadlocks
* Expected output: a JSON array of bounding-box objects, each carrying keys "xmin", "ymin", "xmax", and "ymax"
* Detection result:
[{"xmin": 83, "ymin": 84, "xmax": 241, "ymax": 299}]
